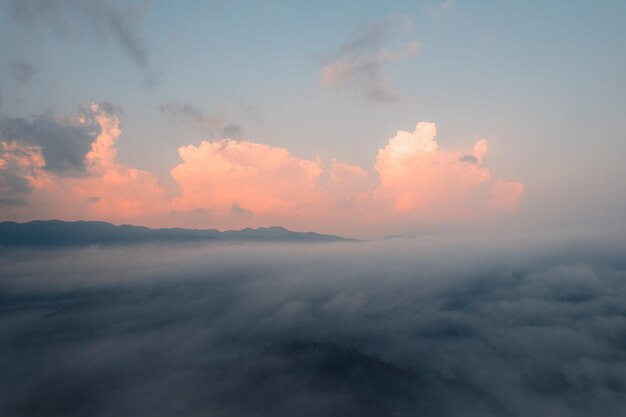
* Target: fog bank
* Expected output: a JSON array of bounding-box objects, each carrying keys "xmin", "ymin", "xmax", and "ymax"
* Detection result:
[{"xmin": 1, "ymin": 231, "xmax": 625, "ymax": 416}]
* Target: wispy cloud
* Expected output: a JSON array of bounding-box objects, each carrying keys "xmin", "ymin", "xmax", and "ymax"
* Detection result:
[
  {"xmin": 5, "ymin": 0, "xmax": 156, "ymax": 85},
  {"xmin": 9, "ymin": 59, "xmax": 37, "ymax": 85},
  {"xmin": 427, "ymin": 0, "xmax": 454, "ymax": 18},
  {"xmin": 159, "ymin": 100, "xmax": 243, "ymax": 139},
  {"xmin": 321, "ymin": 18, "xmax": 419, "ymax": 103}
]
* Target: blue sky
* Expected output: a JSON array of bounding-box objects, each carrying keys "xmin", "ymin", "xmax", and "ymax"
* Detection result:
[{"xmin": 0, "ymin": 0, "xmax": 625, "ymax": 233}]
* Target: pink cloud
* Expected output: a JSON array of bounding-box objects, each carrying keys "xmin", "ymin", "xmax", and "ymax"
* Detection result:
[
  {"xmin": 169, "ymin": 142, "xmax": 375, "ymax": 231},
  {"xmin": 0, "ymin": 104, "xmax": 166, "ymax": 223},
  {"xmin": 1, "ymin": 106, "xmax": 523, "ymax": 236},
  {"xmin": 327, "ymin": 159, "xmax": 369, "ymax": 191},
  {"xmin": 374, "ymin": 122, "xmax": 523, "ymax": 219},
  {"xmin": 171, "ymin": 140, "xmax": 326, "ymax": 215},
  {"xmin": 0, "ymin": 140, "xmax": 51, "ymax": 204}
]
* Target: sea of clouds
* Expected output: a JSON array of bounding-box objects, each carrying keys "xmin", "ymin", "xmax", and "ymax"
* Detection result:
[{"xmin": 1, "ymin": 230, "xmax": 625, "ymax": 416}]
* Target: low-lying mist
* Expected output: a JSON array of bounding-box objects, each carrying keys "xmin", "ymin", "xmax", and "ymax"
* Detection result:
[{"xmin": 1, "ymin": 230, "xmax": 626, "ymax": 416}]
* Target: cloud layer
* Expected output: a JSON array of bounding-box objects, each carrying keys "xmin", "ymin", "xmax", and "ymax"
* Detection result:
[
  {"xmin": 0, "ymin": 104, "xmax": 523, "ymax": 235},
  {"xmin": 1, "ymin": 232, "xmax": 625, "ymax": 416}
]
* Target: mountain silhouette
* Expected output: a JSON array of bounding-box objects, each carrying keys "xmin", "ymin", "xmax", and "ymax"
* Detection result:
[{"xmin": 0, "ymin": 220, "xmax": 351, "ymax": 247}]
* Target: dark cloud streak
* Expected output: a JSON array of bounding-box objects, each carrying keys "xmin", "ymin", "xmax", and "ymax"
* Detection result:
[
  {"xmin": 5, "ymin": 0, "xmax": 155, "ymax": 85},
  {"xmin": 321, "ymin": 18, "xmax": 418, "ymax": 103},
  {"xmin": 159, "ymin": 100, "xmax": 243, "ymax": 138},
  {"xmin": 0, "ymin": 112, "xmax": 100, "ymax": 175},
  {"xmin": 9, "ymin": 59, "xmax": 37, "ymax": 85},
  {"xmin": 0, "ymin": 115, "xmax": 96, "ymax": 174}
]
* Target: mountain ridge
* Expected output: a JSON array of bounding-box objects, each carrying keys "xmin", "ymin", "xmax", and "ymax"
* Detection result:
[{"xmin": 0, "ymin": 220, "xmax": 353, "ymax": 247}]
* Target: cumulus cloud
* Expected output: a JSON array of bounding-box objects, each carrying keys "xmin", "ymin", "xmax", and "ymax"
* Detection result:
[
  {"xmin": 0, "ymin": 110, "xmax": 101, "ymax": 175},
  {"xmin": 9, "ymin": 58, "xmax": 37, "ymax": 84},
  {"xmin": 0, "ymin": 141, "xmax": 45, "ymax": 205},
  {"xmin": 169, "ymin": 139, "xmax": 379, "ymax": 232},
  {"xmin": 0, "ymin": 104, "xmax": 166, "ymax": 222},
  {"xmin": 1, "ymin": 232, "xmax": 625, "ymax": 416},
  {"xmin": 167, "ymin": 122, "xmax": 521, "ymax": 234},
  {"xmin": 62, "ymin": 104, "xmax": 167, "ymax": 220},
  {"xmin": 159, "ymin": 100, "xmax": 243, "ymax": 138},
  {"xmin": 171, "ymin": 139, "xmax": 326, "ymax": 214},
  {"xmin": 5, "ymin": 0, "xmax": 155, "ymax": 85},
  {"xmin": 374, "ymin": 122, "xmax": 523, "ymax": 218},
  {"xmin": 1, "ymin": 103, "xmax": 523, "ymax": 235},
  {"xmin": 321, "ymin": 18, "xmax": 419, "ymax": 103},
  {"xmin": 327, "ymin": 159, "xmax": 369, "ymax": 192}
]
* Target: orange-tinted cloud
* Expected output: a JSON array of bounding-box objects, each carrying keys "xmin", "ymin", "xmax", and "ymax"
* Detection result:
[
  {"xmin": 168, "ymin": 140, "xmax": 373, "ymax": 231},
  {"xmin": 0, "ymin": 140, "xmax": 49, "ymax": 206},
  {"xmin": 61, "ymin": 104, "xmax": 167, "ymax": 221},
  {"xmin": 373, "ymin": 122, "xmax": 523, "ymax": 219},
  {"xmin": 0, "ymin": 104, "xmax": 166, "ymax": 223},
  {"xmin": 171, "ymin": 140, "xmax": 326, "ymax": 214},
  {"xmin": 1, "ymin": 105, "xmax": 523, "ymax": 236}
]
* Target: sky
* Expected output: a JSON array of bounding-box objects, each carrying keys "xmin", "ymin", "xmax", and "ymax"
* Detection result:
[{"xmin": 0, "ymin": 0, "xmax": 624, "ymax": 237}]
